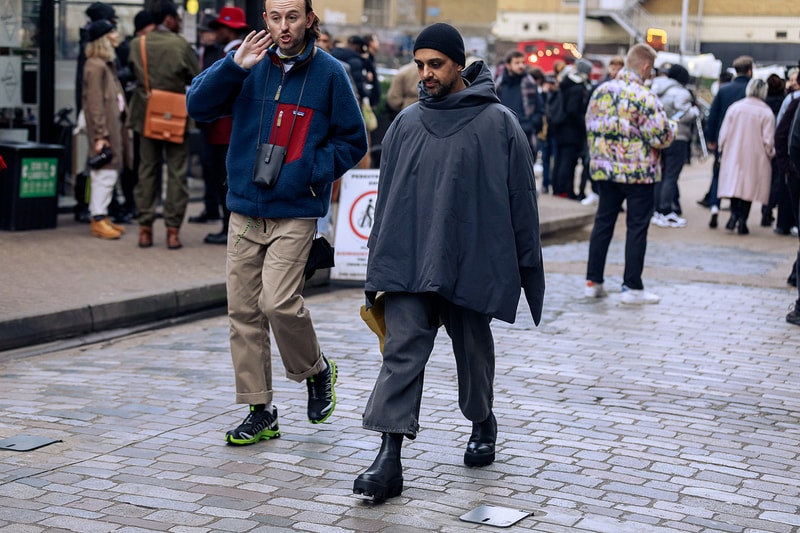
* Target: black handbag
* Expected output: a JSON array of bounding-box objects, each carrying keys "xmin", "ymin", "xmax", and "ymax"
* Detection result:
[{"xmin": 304, "ymin": 235, "xmax": 334, "ymax": 280}]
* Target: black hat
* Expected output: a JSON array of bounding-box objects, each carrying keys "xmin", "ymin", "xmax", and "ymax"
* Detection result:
[
  {"xmin": 87, "ymin": 19, "xmax": 115, "ymax": 42},
  {"xmin": 133, "ymin": 10, "xmax": 154, "ymax": 33},
  {"xmin": 86, "ymin": 2, "xmax": 116, "ymax": 22},
  {"xmin": 347, "ymin": 35, "xmax": 366, "ymax": 48},
  {"xmin": 667, "ymin": 64, "xmax": 690, "ymax": 86},
  {"xmin": 413, "ymin": 23, "xmax": 465, "ymax": 67}
]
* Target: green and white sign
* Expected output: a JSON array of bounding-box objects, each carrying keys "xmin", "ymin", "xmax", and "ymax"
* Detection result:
[{"xmin": 19, "ymin": 157, "xmax": 58, "ymax": 198}]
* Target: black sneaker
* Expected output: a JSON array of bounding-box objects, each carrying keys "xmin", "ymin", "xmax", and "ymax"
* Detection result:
[
  {"xmin": 225, "ymin": 406, "xmax": 280, "ymax": 445},
  {"xmin": 307, "ymin": 355, "xmax": 337, "ymax": 424}
]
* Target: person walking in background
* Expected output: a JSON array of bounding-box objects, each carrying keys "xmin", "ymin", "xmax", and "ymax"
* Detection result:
[
  {"xmin": 775, "ymin": 91, "xmax": 800, "ymax": 288},
  {"xmin": 192, "ymin": 7, "xmax": 249, "ymax": 245},
  {"xmin": 550, "ymin": 58, "xmax": 592, "ymax": 199},
  {"xmin": 762, "ymin": 74, "xmax": 786, "ymax": 229},
  {"xmin": 717, "ymin": 78, "xmax": 776, "ymax": 236},
  {"xmin": 352, "ymin": 23, "xmax": 544, "ymax": 503},
  {"xmin": 786, "ymin": 101, "xmax": 800, "ymax": 325},
  {"xmin": 603, "ymin": 55, "xmax": 624, "ymax": 83},
  {"xmin": 362, "ymin": 33, "xmax": 382, "ymax": 109},
  {"xmin": 386, "ymin": 60, "xmax": 420, "ymax": 113},
  {"xmin": 113, "ymin": 9, "xmax": 156, "ymax": 224},
  {"xmin": 776, "ymin": 66, "xmax": 799, "ymax": 125},
  {"xmin": 495, "ymin": 50, "xmax": 543, "ymax": 157},
  {"xmin": 704, "ymin": 56, "xmax": 753, "ymax": 229},
  {"xmin": 774, "ymin": 67, "xmax": 800, "ymax": 236},
  {"xmin": 186, "ymin": 0, "xmax": 367, "ymax": 445},
  {"xmin": 651, "ymin": 64, "xmax": 698, "ymax": 229},
  {"xmin": 76, "ymin": 2, "xmax": 118, "ymax": 115},
  {"xmin": 583, "ymin": 43, "xmax": 675, "ymax": 304},
  {"xmin": 538, "ymin": 74, "xmax": 557, "ymax": 194},
  {"xmin": 187, "ymin": 13, "xmax": 222, "ymax": 227},
  {"xmin": 82, "ymin": 19, "xmax": 131, "ymax": 240},
  {"xmin": 128, "ymin": 0, "xmax": 199, "ymax": 249}
]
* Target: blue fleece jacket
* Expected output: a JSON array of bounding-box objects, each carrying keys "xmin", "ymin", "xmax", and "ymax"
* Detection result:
[{"xmin": 186, "ymin": 40, "xmax": 367, "ymax": 219}]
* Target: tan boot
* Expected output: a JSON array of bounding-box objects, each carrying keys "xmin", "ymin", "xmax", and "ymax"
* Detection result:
[
  {"xmin": 104, "ymin": 216, "xmax": 125, "ymax": 234},
  {"xmin": 166, "ymin": 226, "xmax": 182, "ymax": 250},
  {"xmin": 138, "ymin": 226, "xmax": 153, "ymax": 248},
  {"xmin": 91, "ymin": 218, "xmax": 122, "ymax": 240}
]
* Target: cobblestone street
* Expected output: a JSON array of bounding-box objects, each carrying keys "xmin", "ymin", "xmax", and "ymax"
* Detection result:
[{"xmin": 1, "ymin": 201, "xmax": 799, "ymax": 531}]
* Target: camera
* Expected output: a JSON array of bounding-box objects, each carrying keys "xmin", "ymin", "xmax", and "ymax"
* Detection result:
[{"xmin": 87, "ymin": 147, "xmax": 113, "ymax": 169}]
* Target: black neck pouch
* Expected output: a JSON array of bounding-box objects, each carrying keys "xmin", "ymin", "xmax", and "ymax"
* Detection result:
[{"xmin": 252, "ymin": 59, "xmax": 311, "ymax": 189}]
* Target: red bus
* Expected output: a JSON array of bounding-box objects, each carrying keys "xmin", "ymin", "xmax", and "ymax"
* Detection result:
[{"xmin": 516, "ymin": 40, "xmax": 580, "ymax": 74}]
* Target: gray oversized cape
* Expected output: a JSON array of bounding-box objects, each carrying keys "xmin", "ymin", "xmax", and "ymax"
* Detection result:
[{"xmin": 365, "ymin": 61, "xmax": 545, "ymax": 324}]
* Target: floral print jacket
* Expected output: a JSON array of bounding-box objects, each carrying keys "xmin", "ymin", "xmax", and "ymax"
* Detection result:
[{"xmin": 585, "ymin": 68, "xmax": 675, "ymax": 184}]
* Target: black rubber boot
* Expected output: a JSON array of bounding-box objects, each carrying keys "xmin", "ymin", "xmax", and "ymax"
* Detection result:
[
  {"xmin": 464, "ymin": 412, "xmax": 497, "ymax": 467},
  {"xmin": 353, "ymin": 433, "xmax": 403, "ymax": 503}
]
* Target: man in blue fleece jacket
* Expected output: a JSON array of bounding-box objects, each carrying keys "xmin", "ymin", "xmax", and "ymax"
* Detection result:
[{"xmin": 186, "ymin": 0, "xmax": 367, "ymax": 446}]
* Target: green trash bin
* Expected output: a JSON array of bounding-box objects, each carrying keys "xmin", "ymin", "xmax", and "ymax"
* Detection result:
[{"xmin": 0, "ymin": 141, "xmax": 64, "ymax": 231}]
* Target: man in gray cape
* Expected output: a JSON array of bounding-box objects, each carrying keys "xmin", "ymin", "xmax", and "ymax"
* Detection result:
[{"xmin": 353, "ymin": 22, "xmax": 545, "ymax": 503}]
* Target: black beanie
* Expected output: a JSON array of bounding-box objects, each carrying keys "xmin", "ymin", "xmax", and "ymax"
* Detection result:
[
  {"xmin": 413, "ymin": 23, "xmax": 465, "ymax": 67},
  {"xmin": 667, "ymin": 64, "xmax": 690, "ymax": 86},
  {"xmin": 87, "ymin": 19, "xmax": 115, "ymax": 42},
  {"xmin": 86, "ymin": 2, "xmax": 116, "ymax": 22}
]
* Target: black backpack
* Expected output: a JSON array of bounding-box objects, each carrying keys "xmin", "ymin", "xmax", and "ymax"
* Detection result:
[{"xmin": 545, "ymin": 90, "xmax": 567, "ymax": 127}]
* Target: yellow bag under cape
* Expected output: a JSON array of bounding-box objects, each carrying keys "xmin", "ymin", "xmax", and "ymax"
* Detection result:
[{"xmin": 359, "ymin": 292, "xmax": 386, "ymax": 354}]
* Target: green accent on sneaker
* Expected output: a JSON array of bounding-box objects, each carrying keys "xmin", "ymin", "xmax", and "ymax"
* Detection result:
[
  {"xmin": 225, "ymin": 406, "xmax": 281, "ymax": 446},
  {"xmin": 307, "ymin": 357, "xmax": 337, "ymax": 424}
]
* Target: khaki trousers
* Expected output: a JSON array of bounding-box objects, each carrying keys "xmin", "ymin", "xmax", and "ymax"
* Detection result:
[{"xmin": 226, "ymin": 213, "xmax": 325, "ymax": 406}]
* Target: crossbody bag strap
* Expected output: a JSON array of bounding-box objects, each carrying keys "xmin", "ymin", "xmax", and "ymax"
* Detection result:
[
  {"xmin": 139, "ymin": 35, "xmax": 150, "ymax": 94},
  {"xmin": 256, "ymin": 53, "xmax": 313, "ymax": 148}
]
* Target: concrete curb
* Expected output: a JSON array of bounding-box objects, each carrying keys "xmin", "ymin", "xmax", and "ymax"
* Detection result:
[{"xmin": 0, "ymin": 284, "xmax": 227, "ymax": 352}]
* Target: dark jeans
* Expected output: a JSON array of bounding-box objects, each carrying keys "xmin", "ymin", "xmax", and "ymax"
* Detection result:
[
  {"xmin": 199, "ymin": 139, "xmax": 228, "ymax": 217},
  {"xmin": 709, "ymin": 148, "xmax": 720, "ymax": 208},
  {"xmin": 587, "ymin": 180, "xmax": 655, "ymax": 290},
  {"xmin": 654, "ymin": 140, "xmax": 687, "ymax": 214},
  {"xmin": 776, "ymin": 174, "xmax": 799, "ymax": 231},
  {"xmin": 540, "ymin": 136, "xmax": 555, "ymax": 190},
  {"xmin": 553, "ymin": 142, "xmax": 581, "ymax": 197},
  {"xmin": 362, "ymin": 292, "xmax": 495, "ymax": 439},
  {"xmin": 789, "ymin": 177, "xmax": 800, "ymax": 304}
]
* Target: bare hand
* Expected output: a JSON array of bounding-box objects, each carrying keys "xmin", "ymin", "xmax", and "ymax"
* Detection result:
[
  {"xmin": 234, "ymin": 30, "xmax": 273, "ymax": 70},
  {"xmin": 707, "ymin": 142, "xmax": 717, "ymax": 151},
  {"xmin": 94, "ymin": 139, "xmax": 108, "ymax": 155}
]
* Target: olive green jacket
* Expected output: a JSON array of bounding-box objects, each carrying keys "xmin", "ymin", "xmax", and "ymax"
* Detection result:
[{"xmin": 127, "ymin": 27, "xmax": 199, "ymax": 134}]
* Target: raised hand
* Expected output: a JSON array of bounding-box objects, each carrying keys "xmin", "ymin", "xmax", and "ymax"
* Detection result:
[{"xmin": 234, "ymin": 30, "xmax": 274, "ymax": 70}]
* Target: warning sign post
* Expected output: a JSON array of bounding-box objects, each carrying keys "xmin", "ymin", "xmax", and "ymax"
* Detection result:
[{"xmin": 330, "ymin": 169, "xmax": 379, "ymax": 281}]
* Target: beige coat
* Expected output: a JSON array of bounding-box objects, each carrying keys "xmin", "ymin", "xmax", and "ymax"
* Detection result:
[
  {"xmin": 385, "ymin": 61, "xmax": 420, "ymax": 113},
  {"xmin": 82, "ymin": 57, "xmax": 130, "ymax": 171},
  {"xmin": 718, "ymin": 96, "xmax": 775, "ymax": 204}
]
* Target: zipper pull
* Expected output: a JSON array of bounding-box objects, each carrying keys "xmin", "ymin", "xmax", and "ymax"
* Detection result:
[
  {"xmin": 277, "ymin": 110, "xmax": 283, "ymax": 127},
  {"xmin": 274, "ymin": 84, "xmax": 282, "ymax": 100},
  {"xmin": 309, "ymin": 186, "xmax": 316, "ymax": 197}
]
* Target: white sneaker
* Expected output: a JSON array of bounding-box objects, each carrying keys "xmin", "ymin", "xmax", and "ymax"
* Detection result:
[
  {"xmin": 580, "ymin": 192, "xmax": 599, "ymax": 206},
  {"xmin": 665, "ymin": 212, "xmax": 687, "ymax": 228},
  {"xmin": 651, "ymin": 212, "xmax": 669, "ymax": 227},
  {"xmin": 584, "ymin": 281, "xmax": 608, "ymax": 298},
  {"xmin": 621, "ymin": 286, "xmax": 659, "ymax": 304},
  {"xmin": 792, "ymin": 226, "xmax": 799, "ymax": 237}
]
